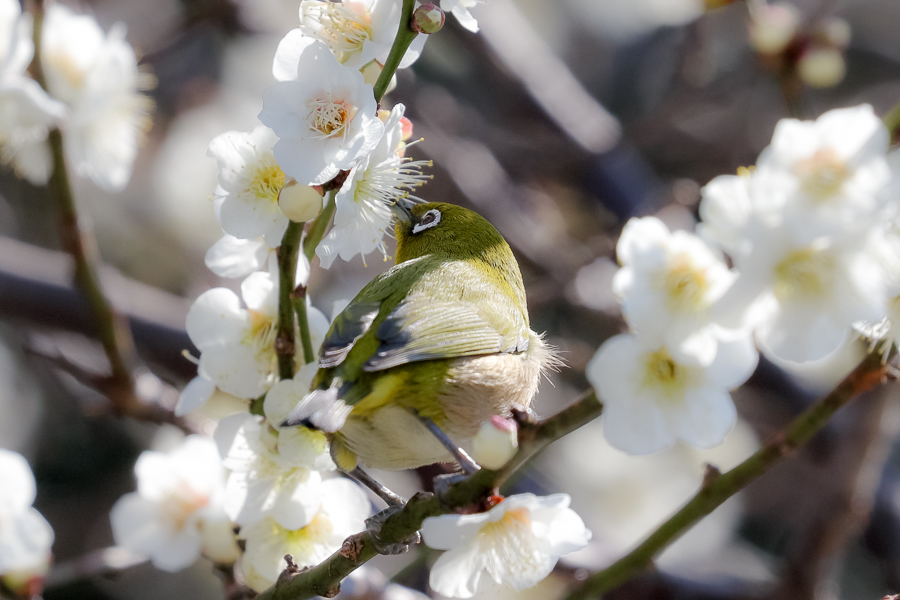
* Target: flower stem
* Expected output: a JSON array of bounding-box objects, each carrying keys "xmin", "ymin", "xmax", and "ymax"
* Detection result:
[
  {"xmin": 291, "ymin": 287, "xmax": 315, "ymax": 365},
  {"xmin": 30, "ymin": 0, "xmax": 138, "ymax": 412},
  {"xmin": 883, "ymin": 100, "xmax": 900, "ymax": 144},
  {"xmin": 372, "ymin": 0, "xmax": 417, "ymax": 103},
  {"xmin": 276, "ymin": 221, "xmax": 303, "ymax": 380},
  {"xmin": 564, "ymin": 350, "xmax": 893, "ymax": 600},
  {"xmin": 303, "ymin": 191, "xmax": 337, "ymax": 263}
]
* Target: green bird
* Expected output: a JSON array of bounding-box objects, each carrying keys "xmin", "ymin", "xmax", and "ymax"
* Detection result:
[{"xmin": 286, "ymin": 201, "xmax": 555, "ymax": 473}]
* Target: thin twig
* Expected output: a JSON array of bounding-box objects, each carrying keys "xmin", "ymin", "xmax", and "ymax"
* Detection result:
[
  {"xmin": 29, "ymin": 0, "xmax": 140, "ymax": 415},
  {"xmin": 254, "ymin": 391, "xmax": 604, "ymax": 600},
  {"xmin": 302, "ymin": 191, "xmax": 336, "ymax": 263},
  {"xmin": 372, "ymin": 0, "xmax": 417, "ymax": 103},
  {"xmin": 565, "ymin": 350, "xmax": 894, "ymax": 600}
]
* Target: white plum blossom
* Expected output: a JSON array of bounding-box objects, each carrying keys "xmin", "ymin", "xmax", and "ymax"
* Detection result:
[
  {"xmin": 696, "ymin": 105, "xmax": 898, "ymax": 363},
  {"xmin": 297, "ymin": 0, "xmax": 427, "ymax": 69},
  {"xmin": 613, "ymin": 216, "xmax": 740, "ymax": 365},
  {"xmin": 185, "ymin": 271, "xmax": 328, "ymax": 399},
  {"xmin": 262, "ymin": 362, "xmax": 337, "ymax": 468},
  {"xmin": 752, "ymin": 105, "xmax": 894, "ymax": 239},
  {"xmin": 41, "ymin": 4, "xmax": 152, "ymax": 191},
  {"xmin": 441, "ymin": 0, "xmax": 481, "ymax": 33},
  {"xmin": 109, "ymin": 436, "xmax": 239, "ymax": 572},
  {"xmin": 0, "ymin": 0, "xmax": 65, "ymax": 185},
  {"xmin": 697, "ymin": 169, "xmax": 754, "ymax": 258},
  {"xmin": 317, "ymin": 104, "xmax": 429, "ymax": 267},
  {"xmin": 214, "ymin": 411, "xmax": 331, "ymax": 530},
  {"xmin": 421, "ymin": 493, "xmax": 590, "ymax": 598},
  {"xmin": 205, "ymin": 235, "xmax": 271, "ymax": 279},
  {"xmin": 240, "ymin": 478, "xmax": 371, "ymax": 592},
  {"xmin": 205, "ymin": 234, "xmax": 311, "ymax": 282},
  {"xmin": 186, "ymin": 271, "xmax": 282, "ymax": 399},
  {"xmin": 208, "ymin": 126, "xmax": 291, "ymax": 243},
  {"xmin": 717, "ymin": 222, "xmax": 888, "ymax": 363},
  {"xmin": 175, "ymin": 369, "xmax": 217, "ymax": 416},
  {"xmin": 260, "ymin": 35, "xmax": 384, "ymax": 186},
  {"xmin": 0, "ymin": 449, "xmax": 54, "ymax": 594},
  {"xmin": 587, "ymin": 334, "xmax": 757, "ymax": 455}
]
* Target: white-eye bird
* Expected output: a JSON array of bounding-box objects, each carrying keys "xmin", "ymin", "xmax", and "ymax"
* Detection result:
[{"xmin": 285, "ymin": 200, "xmax": 555, "ymax": 472}]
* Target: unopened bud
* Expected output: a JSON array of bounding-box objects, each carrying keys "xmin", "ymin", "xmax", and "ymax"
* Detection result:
[
  {"xmin": 748, "ymin": 3, "xmax": 799, "ymax": 56},
  {"xmin": 797, "ymin": 46, "xmax": 846, "ymax": 88},
  {"xmin": 818, "ymin": 17, "xmax": 851, "ymax": 49},
  {"xmin": 200, "ymin": 517, "xmax": 241, "ymax": 564},
  {"xmin": 279, "ymin": 178, "xmax": 324, "ymax": 223},
  {"xmin": 413, "ymin": 4, "xmax": 445, "ymax": 34},
  {"xmin": 472, "ymin": 416, "xmax": 518, "ymax": 470}
]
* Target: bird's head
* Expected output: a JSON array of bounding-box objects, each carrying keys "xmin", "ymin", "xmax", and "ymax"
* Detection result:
[{"xmin": 391, "ymin": 200, "xmax": 511, "ymax": 265}]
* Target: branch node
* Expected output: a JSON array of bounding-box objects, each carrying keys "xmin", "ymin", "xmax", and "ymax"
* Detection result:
[
  {"xmin": 702, "ymin": 463, "xmax": 721, "ymax": 488},
  {"xmin": 290, "ymin": 284, "xmax": 308, "ymax": 300},
  {"xmin": 339, "ymin": 534, "xmax": 365, "ymax": 561},
  {"xmin": 274, "ymin": 335, "xmax": 294, "ymax": 355}
]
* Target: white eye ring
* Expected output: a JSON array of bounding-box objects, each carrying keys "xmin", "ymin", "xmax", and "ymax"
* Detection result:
[{"xmin": 412, "ymin": 209, "xmax": 441, "ymax": 234}]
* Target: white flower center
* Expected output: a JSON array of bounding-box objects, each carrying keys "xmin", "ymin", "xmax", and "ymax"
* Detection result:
[
  {"xmin": 773, "ymin": 247, "xmax": 835, "ymax": 302},
  {"xmin": 306, "ymin": 95, "xmax": 355, "ymax": 139},
  {"xmin": 640, "ymin": 349, "xmax": 692, "ymax": 403},
  {"xmin": 280, "ymin": 511, "xmax": 333, "ymax": 556},
  {"xmin": 249, "ymin": 158, "xmax": 285, "ymax": 204},
  {"xmin": 661, "ymin": 254, "xmax": 708, "ymax": 312},
  {"xmin": 161, "ymin": 486, "xmax": 210, "ymax": 533},
  {"xmin": 301, "ymin": 2, "xmax": 373, "ymax": 61},
  {"xmin": 478, "ymin": 507, "xmax": 545, "ymax": 582},
  {"xmin": 44, "ymin": 50, "xmax": 87, "ymax": 93},
  {"xmin": 244, "ymin": 309, "xmax": 279, "ymax": 366},
  {"xmin": 794, "ymin": 148, "xmax": 850, "ymax": 199}
]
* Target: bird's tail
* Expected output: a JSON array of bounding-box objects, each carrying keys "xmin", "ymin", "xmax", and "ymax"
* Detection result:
[{"xmin": 282, "ymin": 387, "xmax": 353, "ymax": 432}]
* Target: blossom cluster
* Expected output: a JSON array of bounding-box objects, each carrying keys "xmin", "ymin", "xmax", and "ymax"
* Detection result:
[
  {"xmin": 0, "ymin": 0, "xmax": 150, "ymax": 190},
  {"xmin": 589, "ymin": 104, "xmax": 900, "ymax": 456}
]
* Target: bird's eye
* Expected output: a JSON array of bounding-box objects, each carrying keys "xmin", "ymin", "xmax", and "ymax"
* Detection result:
[{"xmin": 412, "ymin": 209, "xmax": 441, "ymax": 234}]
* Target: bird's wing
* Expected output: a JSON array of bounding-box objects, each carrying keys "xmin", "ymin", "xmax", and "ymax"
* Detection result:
[
  {"xmin": 362, "ymin": 296, "xmax": 528, "ymax": 372},
  {"xmin": 316, "ymin": 257, "xmax": 528, "ymax": 377}
]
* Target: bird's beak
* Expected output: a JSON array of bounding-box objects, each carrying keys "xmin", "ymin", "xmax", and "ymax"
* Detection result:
[{"xmin": 390, "ymin": 197, "xmax": 414, "ymax": 223}]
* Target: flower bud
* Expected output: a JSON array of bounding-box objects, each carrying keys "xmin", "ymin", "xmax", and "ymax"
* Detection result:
[
  {"xmin": 413, "ymin": 4, "xmax": 445, "ymax": 34},
  {"xmin": 797, "ymin": 46, "xmax": 846, "ymax": 88},
  {"xmin": 818, "ymin": 17, "xmax": 851, "ymax": 49},
  {"xmin": 748, "ymin": 3, "xmax": 799, "ymax": 56},
  {"xmin": 472, "ymin": 416, "xmax": 518, "ymax": 470},
  {"xmin": 279, "ymin": 178, "xmax": 324, "ymax": 223},
  {"xmin": 200, "ymin": 516, "xmax": 241, "ymax": 564}
]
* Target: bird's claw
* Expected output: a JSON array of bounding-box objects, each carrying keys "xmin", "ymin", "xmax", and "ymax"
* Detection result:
[
  {"xmin": 365, "ymin": 505, "xmax": 421, "ymax": 555},
  {"xmin": 433, "ymin": 472, "xmax": 469, "ymax": 501}
]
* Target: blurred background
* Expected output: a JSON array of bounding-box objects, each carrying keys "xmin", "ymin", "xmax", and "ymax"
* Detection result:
[{"xmin": 2, "ymin": 0, "xmax": 900, "ymax": 598}]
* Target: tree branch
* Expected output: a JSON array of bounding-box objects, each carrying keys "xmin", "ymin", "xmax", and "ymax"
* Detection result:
[
  {"xmin": 565, "ymin": 350, "xmax": 894, "ymax": 600},
  {"xmin": 255, "ymin": 391, "xmax": 604, "ymax": 600},
  {"xmin": 30, "ymin": 0, "xmax": 140, "ymax": 415}
]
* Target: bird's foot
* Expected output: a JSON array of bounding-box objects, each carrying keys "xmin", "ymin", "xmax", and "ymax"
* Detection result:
[
  {"xmin": 365, "ymin": 505, "xmax": 421, "ymax": 555},
  {"xmin": 433, "ymin": 472, "xmax": 469, "ymax": 500}
]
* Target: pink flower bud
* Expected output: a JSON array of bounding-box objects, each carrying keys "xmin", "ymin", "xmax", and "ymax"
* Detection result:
[
  {"xmin": 413, "ymin": 4, "xmax": 445, "ymax": 34},
  {"xmin": 748, "ymin": 3, "xmax": 799, "ymax": 56}
]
